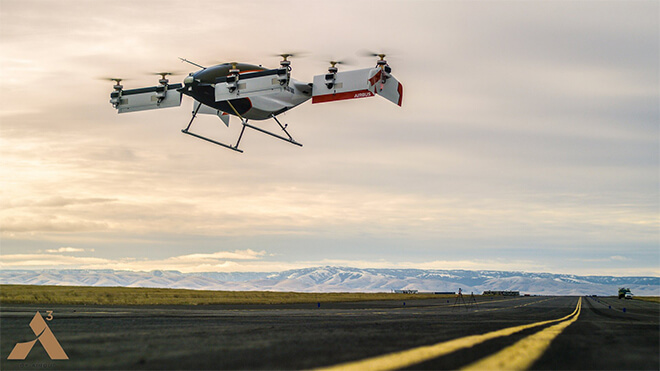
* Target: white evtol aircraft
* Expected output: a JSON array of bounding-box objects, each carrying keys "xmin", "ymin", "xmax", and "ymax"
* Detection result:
[{"xmin": 108, "ymin": 53, "xmax": 403, "ymax": 153}]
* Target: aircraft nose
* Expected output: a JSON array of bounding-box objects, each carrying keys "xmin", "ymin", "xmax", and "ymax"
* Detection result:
[{"xmin": 183, "ymin": 74, "xmax": 194, "ymax": 85}]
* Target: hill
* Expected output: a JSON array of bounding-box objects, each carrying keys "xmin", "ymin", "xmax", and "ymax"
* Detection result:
[{"xmin": 1, "ymin": 266, "xmax": 657, "ymax": 296}]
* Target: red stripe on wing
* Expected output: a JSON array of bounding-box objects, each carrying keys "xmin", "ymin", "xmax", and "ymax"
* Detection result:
[{"xmin": 312, "ymin": 90, "xmax": 374, "ymax": 104}]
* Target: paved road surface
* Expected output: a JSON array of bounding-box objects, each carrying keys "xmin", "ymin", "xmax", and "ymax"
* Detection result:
[{"xmin": 1, "ymin": 296, "xmax": 657, "ymax": 370}]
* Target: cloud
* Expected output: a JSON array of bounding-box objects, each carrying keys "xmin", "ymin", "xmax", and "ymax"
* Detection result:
[
  {"xmin": 572, "ymin": 255, "xmax": 632, "ymax": 263},
  {"xmin": 0, "ymin": 253, "xmax": 110, "ymax": 267},
  {"xmin": 173, "ymin": 250, "xmax": 267, "ymax": 261},
  {"xmin": 44, "ymin": 247, "xmax": 89, "ymax": 253},
  {"xmin": 0, "ymin": 249, "xmax": 268, "ymax": 273},
  {"xmin": 33, "ymin": 197, "xmax": 116, "ymax": 208},
  {"xmin": 1, "ymin": 249, "xmax": 657, "ymax": 277}
]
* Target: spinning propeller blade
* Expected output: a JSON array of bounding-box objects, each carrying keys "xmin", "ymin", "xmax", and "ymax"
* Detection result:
[
  {"xmin": 150, "ymin": 71, "xmax": 181, "ymax": 78},
  {"xmin": 271, "ymin": 52, "xmax": 306, "ymax": 60},
  {"xmin": 100, "ymin": 77, "xmax": 126, "ymax": 83},
  {"xmin": 358, "ymin": 50, "xmax": 390, "ymax": 59}
]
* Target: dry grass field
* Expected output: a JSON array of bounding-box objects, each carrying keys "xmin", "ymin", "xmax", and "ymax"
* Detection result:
[
  {"xmin": 633, "ymin": 296, "xmax": 660, "ymax": 303},
  {"xmin": 0, "ymin": 285, "xmax": 448, "ymax": 305}
]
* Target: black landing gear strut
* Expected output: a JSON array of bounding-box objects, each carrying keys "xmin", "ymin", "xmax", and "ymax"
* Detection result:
[{"xmin": 181, "ymin": 102, "xmax": 302, "ymax": 153}]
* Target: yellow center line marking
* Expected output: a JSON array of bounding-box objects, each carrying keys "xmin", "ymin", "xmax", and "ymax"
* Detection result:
[
  {"xmin": 313, "ymin": 298, "xmax": 581, "ymax": 371},
  {"xmin": 461, "ymin": 297, "xmax": 582, "ymax": 370}
]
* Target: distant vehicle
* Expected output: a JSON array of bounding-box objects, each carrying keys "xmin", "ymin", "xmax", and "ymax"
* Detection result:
[
  {"xmin": 618, "ymin": 287, "xmax": 632, "ymax": 299},
  {"xmin": 624, "ymin": 292, "xmax": 633, "ymax": 300}
]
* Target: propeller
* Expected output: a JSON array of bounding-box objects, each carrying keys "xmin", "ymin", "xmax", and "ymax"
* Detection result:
[
  {"xmin": 326, "ymin": 59, "xmax": 352, "ymax": 73},
  {"xmin": 272, "ymin": 52, "xmax": 308, "ymax": 70},
  {"xmin": 150, "ymin": 71, "xmax": 180, "ymax": 79},
  {"xmin": 358, "ymin": 50, "xmax": 393, "ymax": 67},
  {"xmin": 366, "ymin": 53, "xmax": 387, "ymax": 61},
  {"xmin": 327, "ymin": 59, "xmax": 354, "ymax": 67},
  {"xmin": 100, "ymin": 77, "xmax": 126, "ymax": 90},
  {"xmin": 100, "ymin": 77, "xmax": 125, "ymax": 83},
  {"xmin": 271, "ymin": 52, "xmax": 306, "ymax": 60},
  {"xmin": 148, "ymin": 71, "xmax": 182, "ymax": 85},
  {"xmin": 274, "ymin": 53, "xmax": 300, "ymax": 70},
  {"xmin": 317, "ymin": 55, "xmax": 354, "ymax": 73},
  {"xmin": 358, "ymin": 50, "xmax": 391, "ymax": 58}
]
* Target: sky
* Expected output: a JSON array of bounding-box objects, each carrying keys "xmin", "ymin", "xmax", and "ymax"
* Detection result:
[{"xmin": 0, "ymin": 0, "xmax": 658, "ymax": 276}]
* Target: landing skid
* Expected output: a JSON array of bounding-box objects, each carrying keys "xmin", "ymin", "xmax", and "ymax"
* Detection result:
[{"xmin": 181, "ymin": 103, "xmax": 302, "ymax": 153}]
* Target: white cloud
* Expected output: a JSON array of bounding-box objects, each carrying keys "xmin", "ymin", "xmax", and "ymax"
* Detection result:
[
  {"xmin": 0, "ymin": 249, "xmax": 267, "ymax": 273},
  {"xmin": 0, "ymin": 253, "xmax": 110, "ymax": 267},
  {"xmin": 571, "ymin": 255, "xmax": 635, "ymax": 263},
  {"xmin": 169, "ymin": 249, "xmax": 266, "ymax": 261},
  {"xmin": 1, "ymin": 249, "xmax": 658, "ymax": 277},
  {"xmin": 44, "ymin": 247, "xmax": 88, "ymax": 253}
]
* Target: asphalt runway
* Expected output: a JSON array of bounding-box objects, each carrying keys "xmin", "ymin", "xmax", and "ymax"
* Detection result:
[{"xmin": 1, "ymin": 296, "xmax": 658, "ymax": 370}]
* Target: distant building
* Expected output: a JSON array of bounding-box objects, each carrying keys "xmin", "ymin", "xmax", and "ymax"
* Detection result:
[
  {"xmin": 393, "ymin": 289, "xmax": 419, "ymax": 294},
  {"xmin": 482, "ymin": 290, "xmax": 520, "ymax": 296}
]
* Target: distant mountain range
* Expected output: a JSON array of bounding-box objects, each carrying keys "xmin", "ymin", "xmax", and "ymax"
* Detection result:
[{"xmin": 1, "ymin": 266, "xmax": 658, "ymax": 296}]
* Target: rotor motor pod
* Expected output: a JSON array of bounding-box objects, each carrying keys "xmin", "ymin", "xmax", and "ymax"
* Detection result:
[
  {"xmin": 279, "ymin": 53, "xmax": 293, "ymax": 70},
  {"xmin": 375, "ymin": 54, "xmax": 392, "ymax": 82},
  {"xmin": 226, "ymin": 62, "xmax": 240, "ymax": 93},
  {"xmin": 157, "ymin": 73, "xmax": 170, "ymax": 86},
  {"xmin": 109, "ymin": 79, "xmax": 123, "ymax": 108},
  {"xmin": 279, "ymin": 59, "xmax": 291, "ymax": 70},
  {"xmin": 324, "ymin": 61, "xmax": 341, "ymax": 89},
  {"xmin": 277, "ymin": 54, "xmax": 293, "ymax": 86},
  {"xmin": 328, "ymin": 61, "xmax": 339, "ymax": 74},
  {"xmin": 155, "ymin": 73, "xmax": 172, "ymax": 102},
  {"xmin": 374, "ymin": 53, "xmax": 387, "ymax": 67}
]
